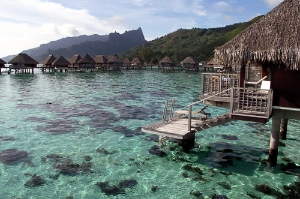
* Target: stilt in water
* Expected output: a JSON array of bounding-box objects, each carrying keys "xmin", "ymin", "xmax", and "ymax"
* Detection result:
[
  {"xmin": 268, "ymin": 118, "xmax": 280, "ymax": 167},
  {"xmin": 280, "ymin": 118, "xmax": 288, "ymax": 140},
  {"xmin": 177, "ymin": 132, "xmax": 195, "ymax": 153}
]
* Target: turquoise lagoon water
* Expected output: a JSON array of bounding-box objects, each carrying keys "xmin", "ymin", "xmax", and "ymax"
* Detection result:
[{"xmin": 0, "ymin": 70, "xmax": 299, "ymax": 199}]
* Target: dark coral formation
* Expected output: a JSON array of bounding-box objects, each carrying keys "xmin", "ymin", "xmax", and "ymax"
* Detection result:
[
  {"xmin": 118, "ymin": 179, "xmax": 138, "ymax": 188},
  {"xmin": 255, "ymin": 184, "xmax": 272, "ymax": 194},
  {"xmin": 211, "ymin": 194, "xmax": 228, "ymax": 199},
  {"xmin": 0, "ymin": 149, "xmax": 28, "ymax": 164},
  {"xmin": 95, "ymin": 179, "xmax": 138, "ymax": 196},
  {"xmin": 96, "ymin": 147, "xmax": 115, "ymax": 155},
  {"xmin": 148, "ymin": 145, "xmax": 167, "ymax": 157},
  {"xmin": 95, "ymin": 182, "xmax": 125, "ymax": 195},
  {"xmin": 24, "ymin": 174, "xmax": 45, "ymax": 187},
  {"xmin": 42, "ymin": 153, "xmax": 93, "ymax": 175}
]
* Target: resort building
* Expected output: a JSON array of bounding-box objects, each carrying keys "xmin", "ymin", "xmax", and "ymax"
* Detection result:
[
  {"xmin": 94, "ymin": 55, "xmax": 108, "ymax": 70},
  {"xmin": 77, "ymin": 54, "xmax": 96, "ymax": 71},
  {"xmin": 201, "ymin": 0, "xmax": 300, "ymax": 166},
  {"xmin": 8, "ymin": 53, "xmax": 38, "ymax": 74},
  {"xmin": 180, "ymin": 56, "xmax": 198, "ymax": 71},
  {"xmin": 107, "ymin": 54, "xmax": 123, "ymax": 71},
  {"xmin": 68, "ymin": 54, "xmax": 82, "ymax": 68},
  {"xmin": 52, "ymin": 56, "xmax": 70, "ymax": 72},
  {"xmin": 159, "ymin": 56, "xmax": 175, "ymax": 70},
  {"xmin": 0, "ymin": 58, "xmax": 6, "ymax": 74}
]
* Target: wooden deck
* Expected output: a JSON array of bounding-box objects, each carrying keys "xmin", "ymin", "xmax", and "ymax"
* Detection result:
[{"xmin": 142, "ymin": 113, "xmax": 232, "ymax": 140}]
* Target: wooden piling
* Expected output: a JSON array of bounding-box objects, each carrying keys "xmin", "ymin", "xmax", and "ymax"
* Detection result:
[
  {"xmin": 280, "ymin": 118, "xmax": 288, "ymax": 140},
  {"xmin": 269, "ymin": 117, "xmax": 280, "ymax": 167}
]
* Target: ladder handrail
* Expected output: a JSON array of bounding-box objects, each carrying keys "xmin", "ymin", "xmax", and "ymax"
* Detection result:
[
  {"xmin": 245, "ymin": 76, "xmax": 268, "ymax": 85},
  {"xmin": 189, "ymin": 88, "xmax": 232, "ymax": 106}
]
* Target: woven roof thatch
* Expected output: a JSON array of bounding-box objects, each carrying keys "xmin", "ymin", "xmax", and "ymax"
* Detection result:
[
  {"xmin": 8, "ymin": 53, "xmax": 38, "ymax": 65},
  {"xmin": 132, "ymin": 57, "xmax": 145, "ymax": 65},
  {"xmin": 52, "ymin": 56, "xmax": 70, "ymax": 66},
  {"xmin": 68, "ymin": 54, "xmax": 82, "ymax": 64},
  {"xmin": 41, "ymin": 55, "xmax": 57, "ymax": 65},
  {"xmin": 123, "ymin": 58, "xmax": 131, "ymax": 64},
  {"xmin": 214, "ymin": 0, "xmax": 300, "ymax": 70},
  {"xmin": 94, "ymin": 55, "xmax": 108, "ymax": 64},
  {"xmin": 107, "ymin": 54, "xmax": 123, "ymax": 63},
  {"xmin": 0, "ymin": 58, "xmax": 6, "ymax": 65},
  {"xmin": 180, "ymin": 56, "xmax": 198, "ymax": 65},
  {"xmin": 159, "ymin": 56, "xmax": 175, "ymax": 64},
  {"xmin": 78, "ymin": 54, "xmax": 95, "ymax": 64}
]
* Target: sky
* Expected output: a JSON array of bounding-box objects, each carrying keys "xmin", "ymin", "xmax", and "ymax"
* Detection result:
[{"xmin": 0, "ymin": 0, "xmax": 284, "ymax": 58}]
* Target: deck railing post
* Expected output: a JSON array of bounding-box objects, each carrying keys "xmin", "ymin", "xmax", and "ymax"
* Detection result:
[
  {"xmin": 230, "ymin": 87, "xmax": 234, "ymax": 113},
  {"xmin": 163, "ymin": 100, "xmax": 168, "ymax": 122},
  {"xmin": 188, "ymin": 105, "xmax": 192, "ymax": 132}
]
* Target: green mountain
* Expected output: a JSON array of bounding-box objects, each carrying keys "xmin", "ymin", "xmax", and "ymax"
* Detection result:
[{"xmin": 121, "ymin": 16, "xmax": 263, "ymax": 64}]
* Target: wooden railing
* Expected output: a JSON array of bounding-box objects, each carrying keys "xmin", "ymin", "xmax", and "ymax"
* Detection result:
[
  {"xmin": 201, "ymin": 73, "xmax": 240, "ymax": 97},
  {"xmin": 230, "ymin": 87, "xmax": 273, "ymax": 118},
  {"xmin": 187, "ymin": 88, "xmax": 231, "ymax": 131}
]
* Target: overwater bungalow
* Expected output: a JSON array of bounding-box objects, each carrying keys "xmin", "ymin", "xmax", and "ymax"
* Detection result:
[
  {"xmin": 77, "ymin": 54, "xmax": 95, "ymax": 72},
  {"xmin": 159, "ymin": 56, "xmax": 175, "ymax": 70},
  {"xmin": 8, "ymin": 53, "xmax": 38, "ymax": 74},
  {"xmin": 131, "ymin": 57, "xmax": 145, "ymax": 69},
  {"xmin": 180, "ymin": 56, "xmax": 198, "ymax": 71},
  {"xmin": 201, "ymin": 0, "xmax": 300, "ymax": 166},
  {"xmin": 41, "ymin": 55, "xmax": 57, "ymax": 72},
  {"xmin": 203, "ymin": 57, "xmax": 223, "ymax": 72},
  {"xmin": 52, "ymin": 56, "xmax": 70, "ymax": 72},
  {"xmin": 68, "ymin": 54, "xmax": 81, "ymax": 69},
  {"xmin": 94, "ymin": 55, "xmax": 108, "ymax": 70},
  {"xmin": 107, "ymin": 54, "xmax": 123, "ymax": 71},
  {"xmin": 122, "ymin": 58, "xmax": 131, "ymax": 69},
  {"xmin": 0, "ymin": 58, "xmax": 6, "ymax": 74},
  {"xmin": 142, "ymin": 0, "xmax": 300, "ymax": 164}
]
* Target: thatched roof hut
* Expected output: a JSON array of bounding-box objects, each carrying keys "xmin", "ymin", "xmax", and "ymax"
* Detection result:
[
  {"xmin": 214, "ymin": 0, "xmax": 300, "ymax": 70},
  {"xmin": 180, "ymin": 56, "xmax": 198, "ymax": 71},
  {"xmin": 159, "ymin": 56, "xmax": 175, "ymax": 68},
  {"xmin": 94, "ymin": 55, "xmax": 108, "ymax": 64},
  {"xmin": 107, "ymin": 54, "xmax": 123, "ymax": 70},
  {"xmin": 52, "ymin": 56, "xmax": 70, "ymax": 68},
  {"xmin": 68, "ymin": 54, "xmax": 81, "ymax": 67},
  {"xmin": 78, "ymin": 54, "xmax": 95, "ymax": 68},
  {"xmin": 132, "ymin": 57, "xmax": 145, "ymax": 66},
  {"xmin": 0, "ymin": 58, "xmax": 6, "ymax": 68},
  {"xmin": 123, "ymin": 58, "xmax": 131, "ymax": 67},
  {"xmin": 8, "ymin": 53, "xmax": 38, "ymax": 68},
  {"xmin": 181, "ymin": 56, "xmax": 198, "ymax": 65},
  {"xmin": 41, "ymin": 55, "xmax": 57, "ymax": 67}
]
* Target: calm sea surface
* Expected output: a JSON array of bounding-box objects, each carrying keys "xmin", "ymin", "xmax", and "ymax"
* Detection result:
[{"xmin": 0, "ymin": 69, "xmax": 299, "ymax": 199}]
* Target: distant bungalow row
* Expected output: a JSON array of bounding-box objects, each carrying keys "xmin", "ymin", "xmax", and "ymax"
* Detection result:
[{"xmin": 0, "ymin": 53, "xmax": 202, "ymax": 74}]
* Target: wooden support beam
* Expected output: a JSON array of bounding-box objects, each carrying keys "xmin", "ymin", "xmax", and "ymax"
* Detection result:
[
  {"xmin": 269, "ymin": 117, "xmax": 280, "ymax": 167},
  {"xmin": 280, "ymin": 118, "xmax": 288, "ymax": 140}
]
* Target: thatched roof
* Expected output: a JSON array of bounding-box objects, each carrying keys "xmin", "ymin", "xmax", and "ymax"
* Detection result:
[
  {"xmin": 41, "ymin": 55, "xmax": 57, "ymax": 65},
  {"xmin": 78, "ymin": 54, "xmax": 95, "ymax": 64},
  {"xmin": 94, "ymin": 55, "xmax": 108, "ymax": 64},
  {"xmin": 52, "ymin": 56, "xmax": 70, "ymax": 66},
  {"xmin": 0, "ymin": 58, "xmax": 6, "ymax": 65},
  {"xmin": 68, "ymin": 54, "xmax": 82, "ymax": 64},
  {"xmin": 107, "ymin": 54, "xmax": 123, "ymax": 63},
  {"xmin": 123, "ymin": 58, "xmax": 131, "ymax": 64},
  {"xmin": 132, "ymin": 57, "xmax": 145, "ymax": 65},
  {"xmin": 8, "ymin": 53, "xmax": 38, "ymax": 65},
  {"xmin": 159, "ymin": 56, "xmax": 175, "ymax": 64},
  {"xmin": 180, "ymin": 56, "xmax": 198, "ymax": 65},
  {"xmin": 214, "ymin": 0, "xmax": 300, "ymax": 70}
]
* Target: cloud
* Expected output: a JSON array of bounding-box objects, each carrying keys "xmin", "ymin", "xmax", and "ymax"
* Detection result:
[
  {"xmin": 0, "ymin": 0, "xmax": 127, "ymax": 57},
  {"xmin": 263, "ymin": 0, "xmax": 284, "ymax": 8}
]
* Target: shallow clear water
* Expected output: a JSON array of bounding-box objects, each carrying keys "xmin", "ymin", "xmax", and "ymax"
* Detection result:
[{"xmin": 0, "ymin": 70, "xmax": 299, "ymax": 199}]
